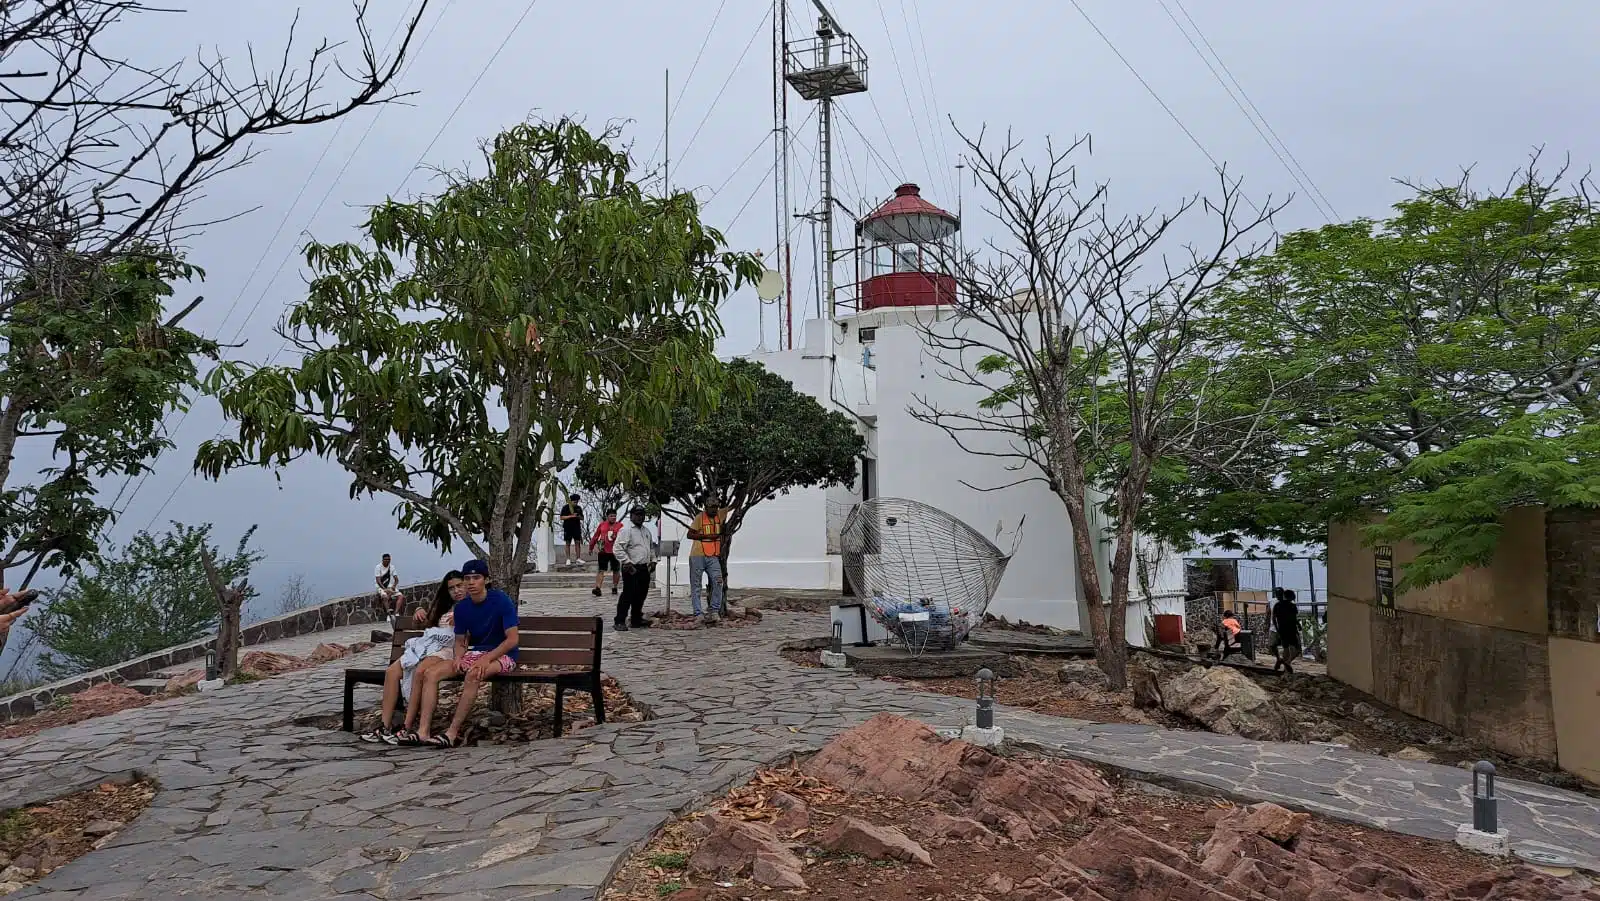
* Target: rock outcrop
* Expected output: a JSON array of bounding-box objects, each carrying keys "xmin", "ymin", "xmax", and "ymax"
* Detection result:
[
  {"xmin": 1006, "ymin": 801, "xmax": 1600, "ymax": 901},
  {"xmin": 1159, "ymin": 665, "xmax": 1294, "ymax": 741},
  {"xmin": 687, "ymin": 816, "xmax": 806, "ymax": 890},
  {"xmin": 802, "ymin": 713, "xmax": 1113, "ymax": 839},
  {"xmin": 819, "ymin": 817, "xmax": 931, "ymax": 865}
]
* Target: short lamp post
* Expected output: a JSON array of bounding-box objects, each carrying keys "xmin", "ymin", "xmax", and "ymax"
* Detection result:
[
  {"xmin": 197, "ymin": 648, "xmax": 224, "ymax": 693},
  {"xmin": 1455, "ymin": 759, "xmax": 1508, "ymax": 855},
  {"xmin": 975, "ymin": 668, "xmax": 995, "ymax": 730},
  {"xmin": 830, "ymin": 622, "xmax": 843, "ymax": 655},
  {"xmin": 1472, "ymin": 761, "xmax": 1497, "ymax": 834}
]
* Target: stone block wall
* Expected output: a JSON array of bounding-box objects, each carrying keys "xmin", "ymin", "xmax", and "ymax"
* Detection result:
[{"xmin": 0, "ymin": 581, "xmax": 434, "ymax": 720}]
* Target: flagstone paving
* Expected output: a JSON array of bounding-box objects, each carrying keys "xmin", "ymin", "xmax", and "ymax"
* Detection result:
[{"xmin": 1, "ymin": 587, "xmax": 1596, "ymax": 899}]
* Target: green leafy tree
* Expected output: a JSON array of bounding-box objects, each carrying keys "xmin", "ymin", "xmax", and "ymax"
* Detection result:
[
  {"xmin": 1185, "ymin": 159, "xmax": 1600, "ymax": 587},
  {"xmin": 581, "ymin": 358, "xmax": 865, "ymax": 581},
  {"xmin": 197, "ymin": 119, "xmax": 760, "ymax": 587},
  {"xmin": 911, "ymin": 131, "xmax": 1282, "ymax": 688},
  {"xmin": 0, "ymin": 255, "xmax": 217, "ymax": 586},
  {"xmin": 33, "ymin": 523, "xmax": 262, "ymax": 678}
]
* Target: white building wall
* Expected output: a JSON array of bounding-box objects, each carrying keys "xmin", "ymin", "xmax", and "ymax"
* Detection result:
[{"xmin": 871, "ymin": 321, "xmax": 1087, "ymax": 630}]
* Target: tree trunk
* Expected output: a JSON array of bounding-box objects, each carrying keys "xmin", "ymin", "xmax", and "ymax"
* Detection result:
[
  {"xmin": 718, "ymin": 531, "xmax": 734, "ymax": 594},
  {"xmin": 490, "ymin": 681, "xmax": 522, "ymax": 715},
  {"xmin": 217, "ymin": 589, "xmax": 243, "ymax": 679},
  {"xmin": 0, "ymin": 396, "xmax": 24, "ymax": 499},
  {"xmin": 199, "ymin": 547, "xmax": 245, "ymax": 679}
]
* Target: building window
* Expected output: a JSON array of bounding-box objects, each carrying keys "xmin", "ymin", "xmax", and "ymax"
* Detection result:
[{"xmin": 859, "ymin": 327, "xmax": 877, "ymax": 343}]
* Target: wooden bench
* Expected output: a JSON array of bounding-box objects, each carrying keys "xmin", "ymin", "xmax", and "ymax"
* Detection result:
[{"xmin": 342, "ymin": 614, "xmax": 605, "ymax": 736}]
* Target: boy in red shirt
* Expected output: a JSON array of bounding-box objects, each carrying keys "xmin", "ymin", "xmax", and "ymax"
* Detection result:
[{"xmin": 589, "ymin": 508, "xmax": 624, "ymax": 597}]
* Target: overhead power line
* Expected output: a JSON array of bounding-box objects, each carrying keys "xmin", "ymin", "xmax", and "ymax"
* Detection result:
[
  {"xmin": 670, "ymin": 5, "xmax": 772, "ymax": 186},
  {"xmin": 646, "ymin": 0, "xmax": 731, "ymax": 170},
  {"xmin": 870, "ymin": 0, "xmax": 940, "ymax": 197},
  {"xmin": 1066, "ymin": 0, "xmax": 1218, "ymax": 170},
  {"xmin": 1161, "ymin": 0, "xmax": 1339, "ymax": 220}
]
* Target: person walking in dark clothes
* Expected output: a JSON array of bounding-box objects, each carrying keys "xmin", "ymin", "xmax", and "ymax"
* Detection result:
[
  {"xmin": 1271, "ymin": 588, "xmax": 1303, "ymax": 674},
  {"xmin": 612, "ymin": 506, "xmax": 656, "ymax": 632}
]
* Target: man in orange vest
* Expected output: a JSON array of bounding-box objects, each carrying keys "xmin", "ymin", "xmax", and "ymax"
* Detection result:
[{"xmin": 687, "ymin": 495, "xmax": 726, "ymax": 623}]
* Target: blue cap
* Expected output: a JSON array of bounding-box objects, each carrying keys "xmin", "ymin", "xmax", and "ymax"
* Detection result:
[{"xmin": 462, "ymin": 559, "xmax": 490, "ymax": 577}]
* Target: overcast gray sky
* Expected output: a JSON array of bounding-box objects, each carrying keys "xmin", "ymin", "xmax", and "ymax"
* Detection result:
[{"xmin": 15, "ymin": 0, "xmax": 1600, "ymax": 622}]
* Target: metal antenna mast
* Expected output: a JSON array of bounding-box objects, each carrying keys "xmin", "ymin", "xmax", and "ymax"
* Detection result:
[
  {"xmin": 783, "ymin": 0, "xmax": 868, "ymax": 324},
  {"xmin": 770, "ymin": 0, "xmax": 790, "ymax": 350}
]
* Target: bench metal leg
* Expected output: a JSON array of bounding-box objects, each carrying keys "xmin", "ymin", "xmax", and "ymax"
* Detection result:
[
  {"xmin": 342, "ymin": 675, "xmax": 355, "ymax": 732},
  {"xmin": 553, "ymin": 686, "xmax": 564, "ymax": 738},
  {"xmin": 590, "ymin": 677, "xmax": 605, "ymax": 725}
]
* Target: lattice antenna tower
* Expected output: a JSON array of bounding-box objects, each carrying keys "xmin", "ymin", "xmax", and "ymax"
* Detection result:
[{"xmin": 783, "ymin": 0, "xmax": 869, "ymax": 325}]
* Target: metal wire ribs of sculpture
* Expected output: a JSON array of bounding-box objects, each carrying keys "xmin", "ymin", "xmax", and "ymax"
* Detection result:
[{"xmin": 840, "ymin": 498, "xmax": 1013, "ymax": 655}]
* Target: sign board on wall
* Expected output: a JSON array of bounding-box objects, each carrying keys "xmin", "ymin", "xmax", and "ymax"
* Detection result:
[{"xmin": 1374, "ymin": 545, "xmax": 1397, "ymax": 618}]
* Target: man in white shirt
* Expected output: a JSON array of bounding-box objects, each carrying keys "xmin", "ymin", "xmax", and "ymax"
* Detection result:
[
  {"xmin": 612, "ymin": 507, "xmax": 656, "ymax": 633},
  {"xmin": 374, "ymin": 553, "xmax": 403, "ymax": 622}
]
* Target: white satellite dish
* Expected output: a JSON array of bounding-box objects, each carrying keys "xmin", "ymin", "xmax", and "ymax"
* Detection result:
[{"xmin": 755, "ymin": 268, "xmax": 783, "ymax": 302}]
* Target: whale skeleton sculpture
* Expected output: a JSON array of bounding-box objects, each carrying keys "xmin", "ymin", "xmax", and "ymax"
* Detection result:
[{"xmin": 840, "ymin": 497, "xmax": 1019, "ymax": 655}]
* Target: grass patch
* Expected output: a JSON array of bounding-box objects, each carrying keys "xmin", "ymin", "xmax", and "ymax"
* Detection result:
[
  {"xmin": 0, "ymin": 810, "xmax": 32, "ymax": 844},
  {"xmin": 656, "ymin": 881, "xmax": 684, "ymax": 897},
  {"xmin": 647, "ymin": 851, "xmax": 689, "ymax": 870}
]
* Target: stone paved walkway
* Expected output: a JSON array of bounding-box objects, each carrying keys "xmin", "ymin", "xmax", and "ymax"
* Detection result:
[{"xmin": 1, "ymin": 587, "xmax": 1596, "ymax": 900}]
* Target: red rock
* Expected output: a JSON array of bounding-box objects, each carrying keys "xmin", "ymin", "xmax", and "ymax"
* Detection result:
[
  {"xmin": 305, "ymin": 643, "xmax": 349, "ymax": 664},
  {"xmin": 769, "ymin": 790, "xmax": 810, "ymax": 833},
  {"xmin": 163, "ymin": 670, "xmax": 205, "ymax": 695},
  {"xmin": 238, "ymin": 650, "xmax": 303, "ymax": 677},
  {"xmin": 687, "ymin": 816, "xmax": 804, "ymax": 884},
  {"xmin": 820, "ymin": 816, "xmax": 932, "ymax": 866},
  {"xmin": 803, "ymin": 714, "xmax": 1112, "ymax": 837},
  {"xmin": 914, "ymin": 811, "xmax": 995, "ymax": 846},
  {"xmin": 983, "ymin": 872, "xmax": 1015, "ymax": 894},
  {"xmin": 1209, "ymin": 802, "xmax": 1310, "ymax": 847},
  {"xmin": 752, "ymin": 848, "xmax": 807, "ymax": 889},
  {"xmin": 1448, "ymin": 867, "xmax": 1600, "ymax": 900}
]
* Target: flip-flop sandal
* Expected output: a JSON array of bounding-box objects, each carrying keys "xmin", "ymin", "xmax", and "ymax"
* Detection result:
[
  {"xmin": 396, "ymin": 730, "xmax": 423, "ymax": 746},
  {"xmin": 425, "ymin": 735, "xmax": 452, "ymax": 749}
]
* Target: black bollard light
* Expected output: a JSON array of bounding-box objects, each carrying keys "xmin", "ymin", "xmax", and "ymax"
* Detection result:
[
  {"xmin": 830, "ymin": 621, "xmax": 843, "ymax": 654},
  {"xmin": 204, "ymin": 649, "xmax": 218, "ymax": 682},
  {"xmin": 975, "ymin": 668, "xmax": 995, "ymax": 730},
  {"xmin": 1472, "ymin": 761, "xmax": 1498, "ymax": 834}
]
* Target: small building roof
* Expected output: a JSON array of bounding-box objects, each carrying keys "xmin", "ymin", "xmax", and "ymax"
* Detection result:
[{"xmin": 858, "ymin": 183, "xmax": 959, "ymax": 243}]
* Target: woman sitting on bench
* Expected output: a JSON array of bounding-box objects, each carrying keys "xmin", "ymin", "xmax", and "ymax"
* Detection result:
[{"xmin": 360, "ymin": 571, "xmax": 464, "ymax": 746}]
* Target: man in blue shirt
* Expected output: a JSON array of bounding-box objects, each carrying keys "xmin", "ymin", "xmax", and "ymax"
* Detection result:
[{"xmin": 432, "ymin": 558, "xmax": 518, "ymax": 747}]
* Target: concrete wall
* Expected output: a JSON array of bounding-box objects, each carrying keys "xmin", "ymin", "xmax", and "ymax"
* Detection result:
[
  {"xmin": 1326, "ymin": 508, "xmax": 1599, "ymax": 777},
  {"xmin": 1549, "ymin": 637, "xmax": 1600, "ymax": 783},
  {"xmin": 1325, "ymin": 595, "xmax": 1374, "ymax": 695}
]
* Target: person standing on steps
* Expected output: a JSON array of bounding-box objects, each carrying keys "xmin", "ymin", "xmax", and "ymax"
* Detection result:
[
  {"xmin": 1271, "ymin": 587, "xmax": 1303, "ymax": 674},
  {"xmin": 589, "ymin": 508, "xmax": 623, "ymax": 597},
  {"xmin": 686, "ymin": 495, "xmax": 725, "ymax": 623},
  {"xmin": 613, "ymin": 506, "xmax": 656, "ymax": 632},
  {"xmin": 559, "ymin": 493, "xmax": 584, "ymax": 567}
]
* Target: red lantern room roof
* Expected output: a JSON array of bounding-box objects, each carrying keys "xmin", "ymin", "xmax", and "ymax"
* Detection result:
[{"xmin": 858, "ymin": 183, "xmax": 959, "ymax": 244}]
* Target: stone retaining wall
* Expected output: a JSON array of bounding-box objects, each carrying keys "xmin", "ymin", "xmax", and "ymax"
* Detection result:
[{"xmin": 0, "ymin": 581, "xmax": 435, "ymax": 720}]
